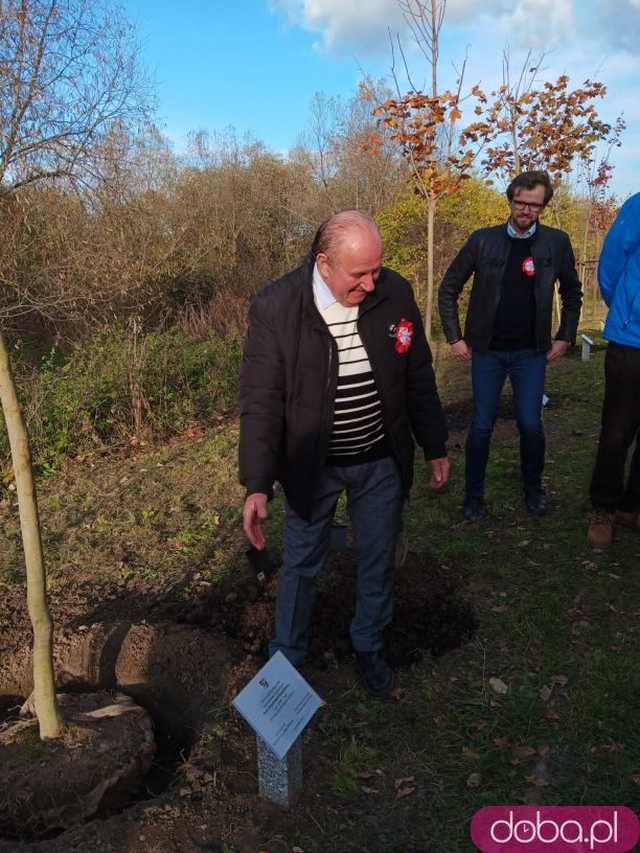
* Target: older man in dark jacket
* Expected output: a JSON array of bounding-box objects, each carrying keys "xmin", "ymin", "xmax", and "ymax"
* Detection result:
[
  {"xmin": 239, "ymin": 210, "xmax": 448, "ymax": 697},
  {"xmin": 438, "ymin": 171, "xmax": 582, "ymax": 520}
]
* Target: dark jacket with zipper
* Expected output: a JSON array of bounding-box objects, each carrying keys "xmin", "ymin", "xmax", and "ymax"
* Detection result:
[
  {"xmin": 239, "ymin": 256, "xmax": 448, "ymax": 521},
  {"xmin": 438, "ymin": 222, "xmax": 582, "ymax": 352}
]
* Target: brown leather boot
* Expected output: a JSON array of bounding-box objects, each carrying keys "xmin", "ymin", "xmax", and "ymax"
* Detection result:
[
  {"xmin": 615, "ymin": 510, "xmax": 640, "ymax": 530},
  {"xmin": 587, "ymin": 512, "xmax": 614, "ymax": 548}
]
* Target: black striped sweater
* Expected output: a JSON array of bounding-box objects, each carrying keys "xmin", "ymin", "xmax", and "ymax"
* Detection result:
[{"xmin": 316, "ymin": 300, "xmax": 388, "ymax": 465}]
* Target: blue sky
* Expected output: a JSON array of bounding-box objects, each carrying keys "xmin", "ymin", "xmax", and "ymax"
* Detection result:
[
  {"xmin": 123, "ymin": 0, "xmax": 639, "ymax": 197},
  {"xmin": 123, "ymin": 0, "xmax": 372, "ymax": 151}
]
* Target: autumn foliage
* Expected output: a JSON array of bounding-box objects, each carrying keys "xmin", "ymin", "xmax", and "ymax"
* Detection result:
[{"xmin": 477, "ymin": 75, "xmax": 624, "ymax": 182}]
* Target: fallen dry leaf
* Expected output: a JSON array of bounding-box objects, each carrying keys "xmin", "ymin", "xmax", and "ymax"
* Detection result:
[
  {"xmin": 361, "ymin": 786, "xmax": 379, "ymax": 795},
  {"xmin": 462, "ymin": 747, "xmax": 481, "ymax": 762},
  {"xmin": 395, "ymin": 786, "xmax": 415, "ymax": 800},
  {"xmin": 356, "ymin": 771, "xmax": 376, "ymax": 780},
  {"xmin": 394, "ymin": 776, "xmax": 416, "ymax": 789},
  {"xmin": 466, "ymin": 772, "xmax": 482, "ymax": 788},
  {"xmin": 514, "ymin": 745, "xmax": 537, "ymax": 759},
  {"xmin": 494, "ymin": 736, "xmax": 511, "ymax": 748},
  {"xmin": 539, "ymin": 685, "xmax": 553, "ymax": 702},
  {"xmin": 489, "ymin": 677, "xmax": 508, "ymax": 695}
]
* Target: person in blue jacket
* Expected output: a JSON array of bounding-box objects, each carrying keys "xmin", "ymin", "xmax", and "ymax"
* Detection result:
[{"xmin": 588, "ymin": 193, "xmax": 640, "ymax": 547}]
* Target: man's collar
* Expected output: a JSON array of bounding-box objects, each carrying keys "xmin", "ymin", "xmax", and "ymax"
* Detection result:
[
  {"xmin": 312, "ymin": 262, "xmax": 337, "ymax": 310},
  {"xmin": 507, "ymin": 219, "xmax": 537, "ymax": 240}
]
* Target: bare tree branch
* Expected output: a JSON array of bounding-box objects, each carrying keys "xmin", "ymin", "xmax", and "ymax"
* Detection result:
[{"xmin": 0, "ymin": 0, "xmax": 152, "ymax": 192}]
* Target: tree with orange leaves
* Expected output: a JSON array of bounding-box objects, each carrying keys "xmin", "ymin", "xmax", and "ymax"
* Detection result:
[
  {"xmin": 478, "ymin": 65, "xmax": 621, "ymax": 184},
  {"xmin": 369, "ymin": 59, "xmax": 493, "ymax": 339}
]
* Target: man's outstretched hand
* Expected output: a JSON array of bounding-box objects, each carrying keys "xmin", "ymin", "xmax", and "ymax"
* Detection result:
[
  {"xmin": 429, "ymin": 457, "xmax": 450, "ymax": 490},
  {"xmin": 547, "ymin": 340, "xmax": 570, "ymax": 363},
  {"xmin": 243, "ymin": 492, "xmax": 268, "ymax": 550}
]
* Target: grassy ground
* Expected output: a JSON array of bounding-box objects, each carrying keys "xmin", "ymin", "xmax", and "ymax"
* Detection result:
[
  {"xmin": 1, "ymin": 349, "xmax": 639, "ymax": 852},
  {"xmin": 0, "ymin": 422, "xmax": 245, "ymax": 590},
  {"xmin": 257, "ymin": 350, "xmax": 640, "ymax": 853}
]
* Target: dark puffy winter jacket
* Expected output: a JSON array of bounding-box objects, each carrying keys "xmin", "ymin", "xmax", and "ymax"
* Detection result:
[
  {"xmin": 239, "ymin": 257, "xmax": 448, "ymax": 520},
  {"xmin": 438, "ymin": 222, "xmax": 582, "ymax": 352}
]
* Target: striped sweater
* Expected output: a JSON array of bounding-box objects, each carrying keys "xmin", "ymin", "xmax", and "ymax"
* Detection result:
[{"xmin": 316, "ymin": 300, "xmax": 388, "ymax": 465}]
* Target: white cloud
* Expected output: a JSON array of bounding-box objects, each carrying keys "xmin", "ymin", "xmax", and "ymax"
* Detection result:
[
  {"xmin": 269, "ymin": 0, "xmax": 404, "ymax": 53},
  {"xmin": 270, "ymin": 0, "xmax": 579, "ymax": 53},
  {"xmin": 271, "ymin": 0, "xmax": 640, "ymax": 56},
  {"xmin": 492, "ymin": 0, "xmax": 574, "ymax": 47}
]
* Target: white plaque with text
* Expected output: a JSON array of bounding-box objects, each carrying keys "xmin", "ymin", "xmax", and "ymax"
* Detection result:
[{"xmin": 232, "ymin": 651, "xmax": 324, "ymax": 759}]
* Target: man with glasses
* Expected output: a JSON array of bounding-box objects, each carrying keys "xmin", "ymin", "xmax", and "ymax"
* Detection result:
[{"xmin": 438, "ymin": 171, "xmax": 582, "ymax": 520}]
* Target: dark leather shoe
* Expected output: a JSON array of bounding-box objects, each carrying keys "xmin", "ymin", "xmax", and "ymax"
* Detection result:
[
  {"xmin": 588, "ymin": 511, "xmax": 614, "ymax": 548},
  {"xmin": 355, "ymin": 651, "xmax": 395, "ymax": 698},
  {"xmin": 463, "ymin": 496, "xmax": 487, "ymax": 521},
  {"xmin": 525, "ymin": 488, "xmax": 547, "ymax": 516}
]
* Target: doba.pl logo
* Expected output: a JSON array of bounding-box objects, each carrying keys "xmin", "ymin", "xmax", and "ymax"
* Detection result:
[{"xmin": 471, "ymin": 806, "xmax": 640, "ymax": 852}]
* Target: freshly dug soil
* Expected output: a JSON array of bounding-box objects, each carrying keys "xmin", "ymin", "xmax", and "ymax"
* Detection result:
[
  {"xmin": 0, "ymin": 548, "xmax": 477, "ymax": 852},
  {"xmin": 1, "ymin": 623, "xmax": 231, "ymax": 734},
  {"xmin": 177, "ymin": 547, "xmax": 478, "ymax": 668},
  {"xmin": 0, "ymin": 692, "xmax": 155, "ymax": 841}
]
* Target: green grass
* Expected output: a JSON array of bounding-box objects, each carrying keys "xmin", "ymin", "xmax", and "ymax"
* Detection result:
[
  {"xmin": 254, "ymin": 351, "xmax": 640, "ymax": 852},
  {"xmin": 0, "ymin": 424, "xmax": 246, "ymax": 592},
  {"xmin": 0, "ymin": 327, "xmax": 242, "ymax": 463},
  {"xmin": 1, "ymin": 350, "xmax": 639, "ymax": 852}
]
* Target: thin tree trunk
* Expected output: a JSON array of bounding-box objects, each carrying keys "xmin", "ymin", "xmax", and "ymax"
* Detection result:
[
  {"xmin": 549, "ymin": 200, "xmax": 563, "ymax": 328},
  {"xmin": 0, "ymin": 331, "xmax": 62, "ymax": 739},
  {"xmin": 510, "ymin": 106, "xmax": 521, "ymax": 176},
  {"xmin": 129, "ymin": 317, "xmax": 144, "ymax": 440},
  {"xmin": 425, "ymin": 197, "xmax": 436, "ymax": 343},
  {"xmin": 593, "ymin": 231, "xmax": 606, "ymax": 323},
  {"xmin": 580, "ymin": 204, "xmax": 592, "ymax": 319},
  {"xmin": 430, "ymin": 0, "xmax": 438, "ymax": 97}
]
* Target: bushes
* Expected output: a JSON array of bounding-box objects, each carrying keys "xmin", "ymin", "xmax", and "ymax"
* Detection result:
[{"xmin": 0, "ymin": 327, "xmax": 242, "ymax": 462}]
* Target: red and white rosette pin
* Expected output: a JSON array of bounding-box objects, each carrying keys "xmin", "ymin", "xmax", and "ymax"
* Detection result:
[
  {"xmin": 394, "ymin": 318, "xmax": 414, "ymax": 353},
  {"xmin": 522, "ymin": 256, "xmax": 535, "ymax": 277}
]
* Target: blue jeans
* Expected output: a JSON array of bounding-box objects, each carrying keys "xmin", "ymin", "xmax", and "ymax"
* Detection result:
[
  {"xmin": 465, "ymin": 349, "xmax": 546, "ymax": 499},
  {"xmin": 270, "ymin": 456, "xmax": 403, "ymax": 666}
]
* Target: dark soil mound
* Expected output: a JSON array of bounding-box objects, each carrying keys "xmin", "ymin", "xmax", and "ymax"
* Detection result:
[{"xmin": 178, "ymin": 549, "xmax": 478, "ymax": 668}]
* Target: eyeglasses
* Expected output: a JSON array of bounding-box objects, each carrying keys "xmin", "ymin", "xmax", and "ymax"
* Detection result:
[{"xmin": 511, "ymin": 199, "xmax": 544, "ymax": 212}]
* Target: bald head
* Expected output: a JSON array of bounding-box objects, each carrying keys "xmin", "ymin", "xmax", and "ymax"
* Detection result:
[
  {"xmin": 313, "ymin": 210, "xmax": 383, "ymax": 308},
  {"xmin": 311, "ymin": 210, "xmax": 381, "ymax": 261}
]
